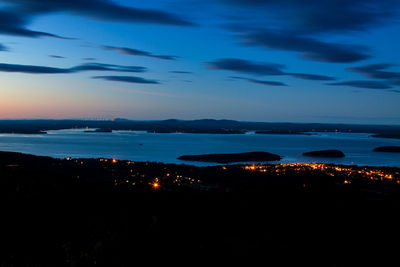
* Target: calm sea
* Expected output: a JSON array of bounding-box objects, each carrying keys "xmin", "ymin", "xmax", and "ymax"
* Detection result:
[{"xmin": 0, "ymin": 129, "xmax": 400, "ymax": 167}]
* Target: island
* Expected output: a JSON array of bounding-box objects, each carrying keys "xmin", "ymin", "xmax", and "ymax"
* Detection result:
[
  {"xmin": 373, "ymin": 146, "xmax": 400, "ymax": 152},
  {"xmin": 302, "ymin": 149, "xmax": 345, "ymax": 158},
  {"xmin": 371, "ymin": 134, "xmax": 400, "ymax": 139},
  {"xmin": 178, "ymin": 151, "xmax": 281, "ymax": 163}
]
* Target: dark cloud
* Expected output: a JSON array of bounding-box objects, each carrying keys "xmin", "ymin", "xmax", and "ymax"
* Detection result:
[
  {"xmin": 220, "ymin": 1, "xmax": 397, "ymax": 66},
  {"xmin": 0, "ymin": 63, "xmax": 71, "ymax": 74},
  {"xmin": 347, "ymin": 64, "xmax": 400, "ymax": 79},
  {"xmin": 0, "ymin": 43, "xmax": 8, "ymax": 51},
  {"xmin": 289, "ymin": 73, "xmax": 336, "ymax": 81},
  {"xmin": 92, "ymin": 76, "xmax": 159, "ymax": 84},
  {"xmin": 241, "ymin": 30, "xmax": 370, "ymax": 63},
  {"xmin": 326, "ymin": 80, "xmax": 392, "ymax": 89},
  {"xmin": 82, "ymin": 58, "xmax": 96, "ymax": 61},
  {"xmin": 49, "ymin": 55, "xmax": 65, "ymax": 59},
  {"xmin": 0, "ymin": 10, "xmax": 74, "ymax": 39},
  {"xmin": 206, "ymin": 58, "xmax": 285, "ymax": 76},
  {"xmin": 0, "ymin": 62, "xmax": 146, "ymax": 74},
  {"xmin": 169, "ymin": 71, "xmax": 193, "ymax": 74},
  {"xmin": 2, "ymin": 0, "xmax": 194, "ymax": 26},
  {"xmin": 207, "ymin": 58, "xmax": 336, "ymax": 81},
  {"xmin": 71, "ymin": 63, "xmax": 146, "ymax": 73},
  {"xmin": 102, "ymin": 46, "xmax": 177, "ymax": 60},
  {"xmin": 391, "ymin": 78, "xmax": 400, "ymax": 86},
  {"xmin": 230, "ymin": 76, "xmax": 287, "ymax": 86},
  {"xmin": 221, "ymin": 0, "xmax": 399, "ymax": 33}
]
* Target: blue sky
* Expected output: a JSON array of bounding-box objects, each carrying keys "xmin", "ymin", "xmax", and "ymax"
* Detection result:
[{"xmin": 0, "ymin": 0, "xmax": 399, "ymax": 124}]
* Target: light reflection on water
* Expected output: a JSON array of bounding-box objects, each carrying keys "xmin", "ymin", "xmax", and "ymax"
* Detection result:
[{"xmin": 0, "ymin": 129, "xmax": 399, "ymax": 167}]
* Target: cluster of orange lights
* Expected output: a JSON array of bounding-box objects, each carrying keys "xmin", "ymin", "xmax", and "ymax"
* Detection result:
[{"xmin": 243, "ymin": 163, "xmax": 399, "ymax": 183}]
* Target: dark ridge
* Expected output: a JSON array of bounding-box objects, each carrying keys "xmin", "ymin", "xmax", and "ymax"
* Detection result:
[
  {"xmin": 373, "ymin": 146, "xmax": 400, "ymax": 153},
  {"xmin": 178, "ymin": 152, "xmax": 281, "ymax": 163},
  {"xmin": 302, "ymin": 150, "xmax": 345, "ymax": 158}
]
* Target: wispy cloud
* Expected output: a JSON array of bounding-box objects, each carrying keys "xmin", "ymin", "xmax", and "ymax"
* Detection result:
[
  {"xmin": 207, "ymin": 58, "xmax": 336, "ymax": 81},
  {"xmin": 0, "ymin": 62, "xmax": 146, "ymax": 74},
  {"xmin": 0, "ymin": 43, "xmax": 8, "ymax": 51},
  {"xmin": 0, "ymin": 10, "xmax": 74, "ymax": 39},
  {"xmin": 241, "ymin": 30, "xmax": 369, "ymax": 63},
  {"xmin": 288, "ymin": 73, "xmax": 336, "ymax": 81},
  {"xmin": 49, "ymin": 55, "xmax": 65, "ymax": 59},
  {"xmin": 2, "ymin": 0, "xmax": 194, "ymax": 26},
  {"xmin": 221, "ymin": 0, "xmax": 399, "ymax": 33},
  {"xmin": 230, "ymin": 76, "xmax": 287, "ymax": 86},
  {"xmin": 92, "ymin": 76, "xmax": 159, "ymax": 84},
  {"xmin": 326, "ymin": 80, "xmax": 392, "ymax": 89},
  {"xmin": 347, "ymin": 64, "xmax": 400, "ymax": 79},
  {"xmin": 102, "ymin": 45, "xmax": 178, "ymax": 60},
  {"xmin": 206, "ymin": 58, "xmax": 285, "ymax": 76},
  {"xmin": 169, "ymin": 71, "xmax": 193, "ymax": 74}
]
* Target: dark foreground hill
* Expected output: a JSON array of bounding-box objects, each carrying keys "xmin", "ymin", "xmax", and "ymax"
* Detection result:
[{"xmin": 1, "ymin": 151, "xmax": 400, "ymax": 266}]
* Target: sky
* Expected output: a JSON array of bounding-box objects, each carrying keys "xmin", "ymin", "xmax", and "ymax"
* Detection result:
[{"xmin": 0, "ymin": 0, "xmax": 399, "ymax": 124}]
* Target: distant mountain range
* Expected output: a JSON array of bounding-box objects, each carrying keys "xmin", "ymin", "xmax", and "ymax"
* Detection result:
[{"xmin": 1, "ymin": 119, "xmax": 400, "ymax": 138}]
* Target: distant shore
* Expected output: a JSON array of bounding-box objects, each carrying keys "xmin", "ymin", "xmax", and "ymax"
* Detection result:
[{"xmin": 1, "ymin": 119, "xmax": 400, "ymax": 139}]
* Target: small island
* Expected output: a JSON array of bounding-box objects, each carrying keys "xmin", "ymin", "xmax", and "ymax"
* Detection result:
[
  {"xmin": 178, "ymin": 151, "xmax": 281, "ymax": 163},
  {"xmin": 302, "ymin": 149, "xmax": 345, "ymax": 158},
  {"xmin": 371, "ymin": 134, "xmax": 400, "ymax": 139},
  {"xmin": 373, "ymin": 146, "xmax": 400, "ymax": 153}
]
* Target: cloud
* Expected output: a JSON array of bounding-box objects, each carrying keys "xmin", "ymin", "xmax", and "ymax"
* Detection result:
[
  {"xmin": 347, "ymin": 63, "xmax": 400, "ymax": 87},
  {"xmin": 71, "ymin": 63, "xmax": 146, "ymax": 73},
  {"xmin": 0, "ymin": 63, "xmax": 73, "ymax": 74},
  {"xmin": 0, "ymin": 43, "xmax": 8, "ymax": 51},
  {"xmin": 220, "ymin": 1, "xmax": 397, "ymax": 66},
  {"xmin": 326, "ymin": 80, "xmax": 392, "ymax": 89},
  {"xmin": 347, "ymin": 64, "xmax": 400, "ymax": 79},
  {"xmin": 206, "ymin": 58, "xmax": 285, "ymax": 76},
  {"xmin": 0, "ymin": 10, "xmax": 74, "ymax": 39},
  {"xmin": 289, "ymin": 73, "xmax": 336, "ymax": 81},
  {"xmin": 391, "ymin": 78, "xmax": 400, "ymax": 86},
  {"xmin": 230, "ymin": 76, "xmax": 287, "ymax": 86},
  {"xmin": 102, "ymin": 45, "xmax": 178, "ymax": 60},
  {"xmin": 221, "ymin": 0, "xmax": 399, "ymax": 33},
  {"xmin": 49, "ymin": 55, "xmax": 65, "ymax": 59},
  {"xmin": 92, "ymin": 76, "xmax": 159, "ymax": 84},
  {"xmin": 169, "ymin": 71, "xmax": 193, "ymax": 74},
  {"xmin": 241, "ymin": 30, "xmax": 370, "ymax": 63},
  {"xmin": 2, "ymin": 0, "xmax": 194, "ymax": 26},
  {"xmin": 207, "ymin": 58, "xmax": 336, "ymax": 81},
  {"xmin": 0, "ymin": 62, "xmax": 146, "ymax": 74}
]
